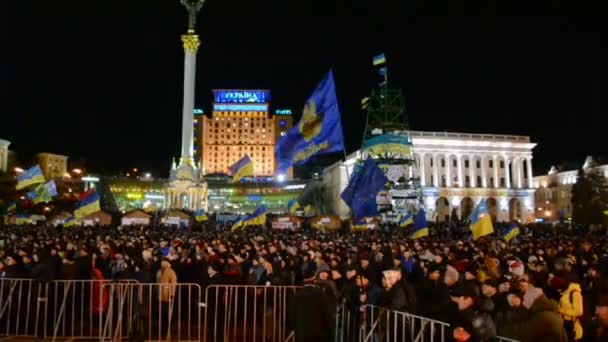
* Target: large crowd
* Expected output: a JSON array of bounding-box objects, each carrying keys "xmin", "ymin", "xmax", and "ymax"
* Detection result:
[{"xmin": 1, "ymin": 221, "xmax": 608, "ymax": 341}]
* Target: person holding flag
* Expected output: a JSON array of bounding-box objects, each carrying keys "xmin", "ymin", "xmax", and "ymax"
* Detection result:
[
  {"xmin": 75, "ymin": 189, "xmax": 101, "ymax": 219},
  {"xmin": 229, "ymin": 155, "xmax": 254, "ymax": 182},
  {"xmin": 194, "ymin": 209, "xmax": 208, "ymax": 222},
  {"xmin": 469, "ymin": 199, "xmax": 494, "ymax": 240},
  {"xmin": 287, "ymin": 199, "xmax": 301, "ymax": 214},
  {"xmin": 16, "ymin": 165, "xmax": 45, "ymax": 190},
  {"xmin": 340, "ymin": 158, "xmax": 388, "ymax": 221},
  {"xmin": 398, "ymin": 212, "xmax": 414, "ymax": 228}
]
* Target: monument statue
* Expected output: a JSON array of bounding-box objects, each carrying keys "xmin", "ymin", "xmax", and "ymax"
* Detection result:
[{"xmin": 180, "ymin": 0, "xmax": 205, "ymax": 30}]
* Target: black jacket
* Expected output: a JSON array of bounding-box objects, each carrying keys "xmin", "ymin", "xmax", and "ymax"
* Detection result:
[{"xmin": 287, "ymin": 285, "xmax": 335, "ymax": 342}]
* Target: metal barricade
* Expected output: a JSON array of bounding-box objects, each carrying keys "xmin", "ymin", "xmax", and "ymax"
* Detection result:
[
  {"xmin": 49, "ymin": 279, "xmax": 138, "ymax": 341},
  {"xmin": 100, "ymin": 282, "xmax": 203, "ymax": 342},
  {"xmin": 0, "ymin": 278, "xmax": 47, "ymax": 338},
  {"xmin": 203, "ymin": 285, "xmax": 302, "ymax": 342},
  {"xmin": 359, "ymin": 304, "xmax": 450, "ymax": 342}
]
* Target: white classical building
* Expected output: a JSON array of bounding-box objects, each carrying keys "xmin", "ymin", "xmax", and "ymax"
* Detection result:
[
  {"xmin": 533, "ymin": 156, "xmax": 608, "ymax": 220},
  {"xmin": 0, "ymin": 138, "xmax": 10, "ymax": 172},
  {"xmin": 323, "ymin": 130, "xmax": 537, "ymax": 222}
]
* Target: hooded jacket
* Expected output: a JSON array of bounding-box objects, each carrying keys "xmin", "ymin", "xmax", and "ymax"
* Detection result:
[{"xmin": 559, "ymin": 282, "xmax": 583, "ymax": 340}]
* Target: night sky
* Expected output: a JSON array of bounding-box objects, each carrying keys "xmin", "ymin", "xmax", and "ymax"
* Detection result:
[{"xmin": 1, "ymin": 1, "xmax": 605, "ymax": 177}]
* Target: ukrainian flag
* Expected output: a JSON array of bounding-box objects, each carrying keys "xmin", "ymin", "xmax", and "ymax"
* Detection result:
[
  {"xmin": 410, "ymin": 209, "xmax": 429, "ymax": 239},
  {"xmin": 361, "ymin": 97, "xmax": 370, "ymax": 110},
  {"xmin": 353, "ymin": 219, "xmax": 370, "ymax": 231},
  {"xmin": 469, "ymin": 199, "xmax": 494, "ymax": 240},
  {"xmin": 503, "ymin": 223, "xmax": 520, "ymax": 242},
  {"xmin": 287, "ymin": 199, "xmax": 300, "ymax": 213},
  {"xmin": 242, "ymin": 205, "xmax": 267, "ymax": 227},
  {"xmin": 15, "ymin": 213, "xmax": 31, "ymax": 225},
  {"xmin": 399, "ymin": 213, "xmax": 414, "ymax": 228},
  {"xmin": 16, "ymin": 165, "xmax": 45, "ymax": 190},
  {"xmin": 74, "ymin": 189, "xmax": 101, "ymax": 219},
  {"xmin": 229, "ymin": 155, "xmax": 254, "ymax": 182},
  {"xmin": 231, "ymin": 218, "xmax": 243, "ymax": 232},
  {"xmin": 372, "ymin": 53, "xmax": 386, "ymax": 66},
  {"xmin": 195, "ymin": 209, "xmax": 208, "ymax": 222},
  {"xmin": 303, "ymin": 204, "xmax": 315, "ymax": 217},
  {"xmin": 63, "ymin": 217, "xmax": 79, "ymax": 227},
  {"xmin": 5, "ymin": 202, "xmax": 16, "ymax": 214}
]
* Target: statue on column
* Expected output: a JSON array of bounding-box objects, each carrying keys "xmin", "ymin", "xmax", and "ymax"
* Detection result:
[{"xmin": 180, "ymin": 0, "xmax": 205, "ymax": 30}]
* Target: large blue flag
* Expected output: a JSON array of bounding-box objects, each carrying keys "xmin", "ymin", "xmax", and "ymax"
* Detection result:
[
  {"xmin": 410, "ymin": 209, "xmax": 429, "ymax": 239},
  {"xmin": 340, "ymin": 158, "xmax": 388, "ymax": 220},
  {"xmin": 276, "ymin": 70, "xmax": 344, "ymax": 173}
]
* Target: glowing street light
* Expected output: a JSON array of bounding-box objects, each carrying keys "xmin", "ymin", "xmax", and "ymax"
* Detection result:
[
  {"xmin": 276, "ymin": 174, "xmax": 286, "ymax": 183},
  {"xmin": 72, "ymin": 168, "xmax": 82, "ymax": 175},
  {"xmin": 544, "ymin": 210, "xmax": 551, "ymax": 217},
  {"xmin": 144, "ymin": 173, "xmax": 152, "ymax": 179},
  {"xmin": 14, "ymin": 167, "xmax": 24, "ymax": 173}
]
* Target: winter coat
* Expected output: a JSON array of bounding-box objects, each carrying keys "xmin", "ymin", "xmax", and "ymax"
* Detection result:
[
  {"xmin": 156, "ymin": 267, "xmax": 177, "ymax": 302},
  {"xmin": 559, "ymin": 282, "xmax": 583, "ymax": 340},
  {"xmin": 506, "ymin": 295, "xmax": 568, "ymax": 342},
  {"xmin": 287, "ymin": 285, "xmax": 335, "ymax": 342}
]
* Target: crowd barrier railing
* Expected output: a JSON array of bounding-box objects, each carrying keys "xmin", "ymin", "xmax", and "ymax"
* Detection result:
[
  {"xmin": 203, "ymin": 285, "xmax": 302, "ymax": 342},
  {"xmin": 0, "ymin": 278, "xmax": 47, "ymax": 338},
  {"xmin": 99, "ymin": 282, "xmax": 203, "ymax": 342}
]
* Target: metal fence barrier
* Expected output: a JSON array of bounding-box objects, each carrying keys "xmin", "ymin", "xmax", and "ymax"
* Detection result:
[
  {"xmin": 203, "ymin": 285, "xmax": 302, "ymax": 342},
  {"xmin": 0, "ymin": 278, "xmax": 47, "ymax": 338},
  {"xmin": 100, "ymin": 282, "xmax": 203, "ymax": 342}
]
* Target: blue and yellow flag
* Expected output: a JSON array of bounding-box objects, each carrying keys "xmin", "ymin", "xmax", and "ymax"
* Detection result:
[
  {"xmin": 469, "ymin": 199, "xmax": 494, "ymax": 240},
  {"xmin": 372, "ymin": 53, "xmax": 386, "ymax": 66},
  {"xmin": 231, "ymin": 218, "xmax": 243, "ymax": 232},
  {"xmin": 287, "ymin": 199, "xmax": 300, "ymax": 213},
  {"xmin": 63, "ymin": 217, "xmax": 80, "ymax": 227},
  {"xmin": 195, "ymin": 209, "xmax": 208, "ymax": 222},
  {"xmin": 399, "ymin": 213, "xmax": 414, "ymax": 228},
  {"xmin": 503, "ymin": 223, "xmax": 520, "ymax": 242},
  {"xmin": 27, "ymin": 180, "xmax": 58, "ymax": 204},
  {"xmin": 229, "ymin": 155, "xmax": 254, "ymax": 182},
  {"xmin": 276, "ymin": 70, "xmax": 345, "ymax": 173},
  {"xmin": 233, "ymin": 205, "xmax": 267, "ymax": 231},
  {"xmin": 5, "ymin": 202, "xmax": 16, "ymax": 214},
  {"xmin": 340, "ymin": 158, "xmax": 388, "ymax": 220},
  {"xmin": 15, "ymin": 213, "xmax": 31, "ymax": 225},
  {"xmin": 75, "ymin": 189, "xmax": 101, "ymax": 219},
  {"xmin": 410, "ymin": 210, "xmax": 429, "ymax": 239},
  {"xmin": 16, "ymin": 165, "xmax": 45, "ymax": 190}
]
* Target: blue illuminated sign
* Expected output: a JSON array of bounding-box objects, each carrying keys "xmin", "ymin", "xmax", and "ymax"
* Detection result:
[
  {"xmin": 213, "ymin": 104, "xmax": 269, "ymax": 112},
  {"xmin": 214, "ymin": 90, "xmax": 270, "ymax": 103},
  {"xmin": 275, "ymin": 109, "xmax": 292, "ymax": 115},
  {"xmin": 194, "ymin": 108, "xmax": 204, "ymax": 114},
  {"xmin": 248, "ymin": 195, "xmax": 262, "ymax": 201}
]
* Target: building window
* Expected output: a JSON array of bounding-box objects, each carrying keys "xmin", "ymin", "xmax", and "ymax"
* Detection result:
[
  {"xmin": 489, "ymin": 160, "xmax": 493, "ymax": 168},
  {"xmin": 500, "ymin": 177, "xmax": 506, "ymax": 187},
  {"xmin": 430, "ymin": 158, "xmax": 433, "ymax": 167},
  {"xmin": 441, "ymin": 159, "xmax": 445, "ymax": 167},
  {"xmin": 453, "ymin": 160, "xmax": 457, "ymax": 167},
  {"xmin": 477, "ymin": 176, "xmax": 482, "ymax": 185},
  {"xmin": 441, "ymin": 176, "xmax": 447, "ymax": 187},
  {"xmin": 465, "ymin": 176, "xmax": 470, "ymax": 187},
  {"xmin": 500, "ymin": 161, "xmax": 505, "ymax": 168},
  {"xmin": 465, "ymin": 160, "xmax": 469, "ymax": 168},
  {"xmin": 490, "ymin": 177, "xmax": 494, "ymax": 187},
  {"xmin": 476, "ymin": 160, "xmax": 481, "ymax": 169},
  {"xmin": 430, "ymin": 175, "xmax": 434, "ymax": 185}
]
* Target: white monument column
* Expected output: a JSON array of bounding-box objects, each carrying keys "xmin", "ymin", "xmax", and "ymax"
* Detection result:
[
  {"xmin": 433, "ymin": 154, "xmax": 439, "ymax": 187},
  {"xmin": 469, "ymin": 156, "xmax": 476, "ymax": 188},
  {"xmin": 179, "ymin": 30, "xmax": 200, "ymax": 166},
  {"xmin": 526, "ymin": 156, "xmax": 533, "ymax": 188},
  {"xmin": 493, "ymin": 156, "xmax": 499, "ymax": 188},
  {"xmin": 505, "ymin": 156, "xmax": 511, "ymax": 188}
]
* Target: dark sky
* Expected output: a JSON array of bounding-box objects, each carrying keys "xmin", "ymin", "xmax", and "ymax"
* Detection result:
[{"xmin": 1, "ymin": 1, "xmax": 605, "ymax": 177}]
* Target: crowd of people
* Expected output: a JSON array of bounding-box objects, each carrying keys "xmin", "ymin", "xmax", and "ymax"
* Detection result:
[{"xmin": 1, "ymin": 220, "xmax": 608, "ymax": 341}]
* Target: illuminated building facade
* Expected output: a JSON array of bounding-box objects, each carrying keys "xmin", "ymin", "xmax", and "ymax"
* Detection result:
[
  {"xmin": 324, "ymin": 131, "xmax": 537, "ymax": 222},
  {"xmin": 0, "ymin": 139, "xmax": 10, "ymax": 172},
  {"xmin": 533, "ymin": 156, "xmax": 608, "ymax": 220},
  {"xmin": 107, "ymin": 177, "xmax": 166, "ymax": 212},
  {"xmin": 193, "ymin": 109, "xmax": 204, "ymax": 164},
  {"xmin": 201, "ymin": 90, "xmax": 293, "ymax": 179},
  {"xmin": 37, "ymin": 153, "xmax": 68, "ymax": 179}
]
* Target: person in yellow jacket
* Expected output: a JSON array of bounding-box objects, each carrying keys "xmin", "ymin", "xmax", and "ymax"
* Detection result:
[{"xmin": 559, "ymin": 282, "xmax": 584, "ymax": 341}]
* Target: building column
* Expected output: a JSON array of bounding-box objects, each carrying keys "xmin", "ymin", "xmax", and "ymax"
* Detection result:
[
  {"xmin": 516, "ymin": 157, "xmax": 523, "ymax": 189},
  {"xmin": 433, "ymin": 154, "xmax": 439, "ymax": 187},
  {"xmin": 480, "ymin": 155, "xmax": 487, "ymax": 188},
  {"xmin": 493, "ymin": 156, "xmax": 499, "ymax": 188},
  {"xmin": 457, "ymin": 154, "xmax": 464, "ymax": 187},
  {"xmin": 419, "ymin": 153, "xmax": 426, "ymax": 187},
  {"xmin": 469, "ymin": 156, "xmax": 476, "ymax": 188},
  {"xmin": 505, "ymin": 156, "xmax": 511, "ymax": 188},
  {"xmin": 526, "ymin": 156, "xmax": 533, "ymax": 188},
  {"xmin": 446, "ymin": 155, "xmax": 452, "ymax": 187}
]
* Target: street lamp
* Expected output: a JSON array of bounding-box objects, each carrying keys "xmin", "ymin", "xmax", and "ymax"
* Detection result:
[
  {"xmin": 14, "ymin": 167, "xmax": 24, "ymax": 173},
  {"xmin": 72, "ymin": 168, "xmax": 82, "ymax": 175}
]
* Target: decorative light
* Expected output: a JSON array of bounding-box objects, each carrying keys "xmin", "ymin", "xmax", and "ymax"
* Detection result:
[
  {"xmin": 72, "ymin": 168, "xmax": 82, "ymax": 175},
  {"xmin": 14, "ymin": 167, "xmax": 24, "ymax": 173},
  {"xmin": 544, "ymin": 210, "xmax": 551, "ymax": 217}
]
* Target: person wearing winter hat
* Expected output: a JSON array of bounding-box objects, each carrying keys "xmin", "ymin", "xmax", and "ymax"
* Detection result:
[{"xmin": 450, "ymin": 281, "xmax": 496, "ymax": 342}]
